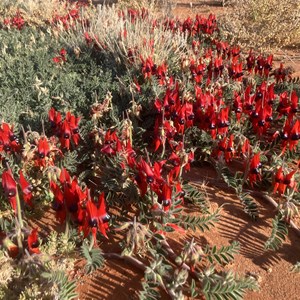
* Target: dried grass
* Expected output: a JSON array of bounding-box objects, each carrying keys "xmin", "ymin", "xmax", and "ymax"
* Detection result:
[
  {"xmin": 0, "ymin": 0, "xmax": 79, "ymax": 25},
  {"xmin": 78, "ymin": 4, "xmax": 189, "ymax": 69},
  {"xmin": 220, "ymin": 0, "xmax": 300, "ymax": 51}
]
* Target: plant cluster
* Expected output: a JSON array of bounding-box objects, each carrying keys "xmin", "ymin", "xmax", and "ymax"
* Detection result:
[{"xmin": 0, "ymin": 1, "xmax": 299, "ymax": 299}]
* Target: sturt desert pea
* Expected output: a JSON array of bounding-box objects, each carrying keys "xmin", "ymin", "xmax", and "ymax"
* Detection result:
[
  {"xmin": 19, "ymin": 170, "xmax": 33, "ymax": 208},
  {"xmin": 0, "ymin": 122, "xmax": 21, "ymax": 153},
  {"xmin": 273, "ymin": 167, "xmax": 297, "ymax": 195},
  {"xmin": 248, "ymin": 153, "xmax": 262, "ymax": 186},
  {"xmin": 27, "ymin": 228, "xmax": 40, "ymax": 254},
  {"xmin": 0, "ymin": 233, "xmax": 19, "ymax": 258},
  {"xmin": 2, "ymin": 169, "xmax": 18, "ymax": 213},
  {"xmin": 277, "ymin": 118, "xmax": 300, "ymax": 154},
  {"xmin": 85, "ymin": 192, "xmax": 109, "ymax": 241},
  {"xmin": 157, "ymin": 183, "xmax": 173, "ymax": 211}
]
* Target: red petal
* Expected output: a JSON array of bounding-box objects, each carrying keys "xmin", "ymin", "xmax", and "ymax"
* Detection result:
[
  {"xmin": 59, "ymin": 168, "xmax": 71, "ymax": 184},
  {"xmin": 19, "ymin": 171, "xmax": 33, "ymax": 207}
]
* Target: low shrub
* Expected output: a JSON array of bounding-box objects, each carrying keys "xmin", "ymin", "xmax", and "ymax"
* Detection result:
[{"xmin": 0, "ymin": 26, "xmax": 124, "ymax": 129}]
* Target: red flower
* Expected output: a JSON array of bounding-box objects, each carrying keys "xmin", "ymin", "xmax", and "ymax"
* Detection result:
[
  {"xmin": 255, "ymin": 55, "xmax": 273, "ymax": 76},
  {"xmin": 0, "ymin": 122, "xmax": 21, "ymax": 153},
  {"xmin": 229, "ymin": 59, "xmax": 243, "ymax": 81},
  {"xmin": 158, "ymin": 183, "xmax": 172, "ymax": 211},
  {"xmin": 274, "ymin": 63, "xmax": 288, "ymax": 83},
  {"xmin": 36, "ymin": 136, "xmax": 50, "ymax": 167},
  {"xmin": 215, "ymin": 40, "xmax": 229, "ymax": 56},
  {"xmin": 141, "ymin": 56, "xmax": 155, "ymax": 79},
  {"xmin": 69, "ymin": 9, "xmax": 79, "ymax": 20},
  {"xmin": 277, "ymin": 91, "xmax": 290, "ymax": 117},
  {"xmin": 290, "ymin": 91, "xmax": 300, "ymax": 115},
  {"xmin": 138, "ymin": 159, "xmax": 155, "ymax": 183},
  {"xmin": 3, "ymin": 18, "xmax": 10, "ymax": 26},
  {"xmin": 280, "ymin": 119, "xmax": 300, "ymax": 153},
  {"xmin": 246, "ymin": 50, "xmax": 255, "ymax": 72},
  {"xmin": 60, "ymin": 48, "xmax": 67, "ymax": 62},
  {"xmin": 124, "ymin": 140, "xmax": 136, "ymax": 168},
  {"xmin": 19, "ymin": 171, "xmax": 33, "ymax": 207},
  {"xmin": 190, "ymin": 59, "xmax": 206, "ymax": 83},
  {"xmin": 217, "ymin": 107, "xmax": 230, "ymax": 135},
  {"xmin": 28, "ymin": 228, "xmax": 40, "ymax": 254},
  {"xmin": 233, "ymin": 92, "xmax": 243, "ymax": 121},
  {"xmin": 135, "ymin": 159, "xmax": 156, "ymax": 196},
  {"xmin": 168, "ymin": 152, "xmax": 181, "ymax": 182},
  {"xmin": 60, "ymin": 120, "xmax": 72, "ymax": 149},
  {"xmin": 153, "ymin": 160, "xmax": 166, "ymax": 184},
  {"xmin": 240, "ymin": 138, "xmax": 251, "ymax": 157},
  {"xmin": 50, "ymin": 181, "xmax": 66, "ymax": 223},
  {"xmin": 52, "ymin": 168, "xmax": 88, "ymax": 224},
  {"xmin": 213, "ymin": 56, "xmax": 223, "ymax": 77},
  {"xmin": 273, "ymin": 167, "xmax": 284, "ymax": 194},
  {"xmin": 251, "ymin": 101, "xmax": 273, "ymax": 135},
  {"xmin": 248, "ymin": 153, "xmax": 262, "ymax": 186},
  {"xmin": 2, "ymin": 170, "xmax": 17, "ymax": 213},
  {"xmin": 184, "ymin": 102, "xmax": 194, "ymax": 128},
  {"xmin": 133, "ymin": 77, "xmax": 141, "ymax": 92},
  {"xmin": 84, "ymin": 31, "xmax": 93, "ymax": 45},
  {"xmin": 274, "ymin": 168, "xmax": 297, "ymax": 195},
  {"xmin": 101, "ymin": 130, "xmax": 121, "ymax": 155},
  {"xmin": 1, "ymin": 235, "xmax": 19, "ymax": 258},
  {"xmin": 156, "ymin": 63, "xmax": 167, "ymax": 85},
  {"xmin": 52, "ymin": 56, "xmax": 63, "ymax": 64},
  {"xmin": 86, "ymin": 192, "xmax": 109, "ymax": 240},
  {"xmin": 49, "ymin": 109, "xmax": 81, "ymax": 150},
  {"xmin": 66, "ymin": 112, "xmax": 81, "ymax": 146},
  {"xmin": 53, "ymin": 49, "xmax": 67, "ymax": 64},
  {"xmin": 288, "ymin": 120, "xmax": 300, "ymax": 151},
  {"xmin": 229, "ymin": 45, "xmax": 241, "ymax": 58},
  {"xmin": 59, "ymin": 167, "xmax": 71, "ymax": 185},
  {"xmin": 135, "ymin": 171, "xmax": 148, "ymax": 197},
  {"xmin": 11, "ymin": 12, "xmax": 25, "ymax": 30},
  {"xmin": 202, "ymin": 106, "xmax": 217, "ymax": 139},
  {"xmin": 49, "ymin": 107, "xmax": 62, "ymax": 130},
  {"xmin": 264, "ymin": 54, "xmax": 273, "ymax": 76},
  {"xmin": 216, "ymin": 134, "xmax": 235, "ymax": 163}
]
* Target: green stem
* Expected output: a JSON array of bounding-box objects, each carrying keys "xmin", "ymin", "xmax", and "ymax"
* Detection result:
[
  {"xmin": 161, "ymin": 139, "xmax": 166, "ymax": 159},
  {"xmin": 15, "ymin": 192, "xmax": 24, "ymax": 254},
  {"xmin": 65, "ymin": 213, "xmax": 70, "ymax": 238},
  {"xmin": 160, "ymin": 109, "xmax": 166, "ymax": 159},
  {"xmin": 16, "ymin": 227, "xmax": 23, "ymax": 255},
  {"xmin": 89, "ymin": 234, "xmax": 95, "ymax": 252},
  {"xmin": 179, "ymin": 165, "xmax": 184, "ymax": 179},
  {"xmin": 150, "ymin": 188, "xmax": 155, "ymax": 206},
  {"xmin": 16, "ymin": 191, "xmax": 24, "ymax": 229}
]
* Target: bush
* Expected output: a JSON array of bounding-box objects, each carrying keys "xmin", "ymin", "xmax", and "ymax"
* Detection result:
[{"xmin": 0, "ymin": 26, "xmax": 122, "ymax": 129}]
